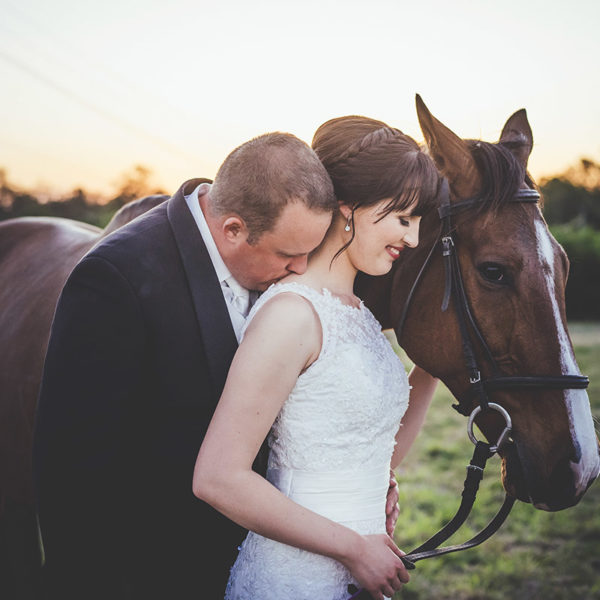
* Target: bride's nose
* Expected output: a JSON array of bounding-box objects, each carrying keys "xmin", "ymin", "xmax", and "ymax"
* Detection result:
[{"xmin": 403, "ymin": 220, "xmax": 420, "ymax": 248}]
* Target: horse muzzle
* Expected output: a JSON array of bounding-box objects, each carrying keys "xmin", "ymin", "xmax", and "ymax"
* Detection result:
[{"xmin": 500, "ymin": 439, "xmax": 600, "ymax": 511}]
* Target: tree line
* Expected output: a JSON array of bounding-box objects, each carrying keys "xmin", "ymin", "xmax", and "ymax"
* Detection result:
[
  {"xmin": 1, "ymin": 160, "xmax": 599, "ymax": 319},
  {"xmin": 0, "ymin": 165, "xmax": 166, "ymax": 229},
  {"xmin": 542, "ymin": 159, "xmax": 600, "ymax": 320}
]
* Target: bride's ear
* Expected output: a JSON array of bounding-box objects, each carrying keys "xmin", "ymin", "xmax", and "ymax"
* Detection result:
[{"xmin": 338, "ymin": 201, "xmax": 352, "ymax": 222}]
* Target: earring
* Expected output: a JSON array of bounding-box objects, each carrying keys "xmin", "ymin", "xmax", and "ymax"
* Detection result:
[{"xmin": 344, "ymin": 215, "xmax": 351, "ymax": 232}]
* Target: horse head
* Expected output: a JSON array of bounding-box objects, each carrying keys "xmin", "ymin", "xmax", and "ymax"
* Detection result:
[{"xmin": 383, "ymin": 96, "xmax": 599, "ymax": 511}]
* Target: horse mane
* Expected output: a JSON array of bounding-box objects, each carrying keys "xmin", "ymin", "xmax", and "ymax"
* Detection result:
[{"xmin": 466, "ymin": 140, "xmax": 538, "ymax": 214}]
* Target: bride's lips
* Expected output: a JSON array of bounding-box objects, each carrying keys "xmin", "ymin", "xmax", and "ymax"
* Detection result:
[{"xmin": 386, "ymin": 245, "xmax": 404, "ymax": 260}]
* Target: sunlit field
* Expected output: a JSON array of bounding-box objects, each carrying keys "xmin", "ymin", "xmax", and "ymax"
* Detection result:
[{"xmin": 389, "ymin": 323, "xmax": 600, "ymax": 600}]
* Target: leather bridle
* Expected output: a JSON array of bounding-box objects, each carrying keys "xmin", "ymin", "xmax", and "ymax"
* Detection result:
[
  {"xmin": 397, "ymin": 177, "xmax": 589, "ymax": 418},
  {"xmin": 348, "ymin": 178, "xmax": 590, "ymax": 598}
]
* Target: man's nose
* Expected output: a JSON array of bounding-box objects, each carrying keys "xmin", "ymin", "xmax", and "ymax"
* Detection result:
[{"xmin": 286, "ymin": 255, "xmax": 308, "ymax": 275}]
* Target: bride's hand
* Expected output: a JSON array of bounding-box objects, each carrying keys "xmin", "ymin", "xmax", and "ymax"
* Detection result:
[
  {"xmin": 342, "ymin": 533, "xmax": 409, "ymax": 599},
  {"xmin": 385, "ymin": 471, "xmax": 400, "ymax": 536}
]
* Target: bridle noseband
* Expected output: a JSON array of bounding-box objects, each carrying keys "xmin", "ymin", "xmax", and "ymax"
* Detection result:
[{"xmin": 397, "ymin": 177, "xmax": 589, "ymax": 418}]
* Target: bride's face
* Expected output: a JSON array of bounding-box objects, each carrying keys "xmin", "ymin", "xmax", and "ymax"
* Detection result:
[{"xmin": 345, "ymin": 199, "xmax": 421, "ymax": 275}]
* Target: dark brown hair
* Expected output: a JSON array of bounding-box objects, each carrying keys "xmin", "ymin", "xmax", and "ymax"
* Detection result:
[
  {"xmin": 312, "ymin": 116, "xmax": 440, "ymax": 219},
  {"xmin": 210, "ymin": 132, "xmax": 336, "ymax": 244}
]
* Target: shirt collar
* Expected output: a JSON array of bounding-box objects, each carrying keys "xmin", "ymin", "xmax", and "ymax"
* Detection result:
[{"xmin": 184, "ymin": 182, "xmax": 233, "ymax": 286}]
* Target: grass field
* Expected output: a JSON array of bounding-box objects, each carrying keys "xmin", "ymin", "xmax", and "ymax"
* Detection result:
[{"xmin": 389, "ymin": 323, "xmax": 600, "ymax": 600}]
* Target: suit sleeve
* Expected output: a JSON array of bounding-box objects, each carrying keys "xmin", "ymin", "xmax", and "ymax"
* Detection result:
[{"xmin": 33, "ymin": 254, "xmax": 146, "ymax": 588}]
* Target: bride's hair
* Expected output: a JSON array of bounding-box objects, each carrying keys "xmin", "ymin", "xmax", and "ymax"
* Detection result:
[{"xmin": 312, "ymin": 115, "xmax": 440, "ymax": 219}]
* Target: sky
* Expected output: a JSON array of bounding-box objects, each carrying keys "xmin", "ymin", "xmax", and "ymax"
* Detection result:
[{"xmin": 1, "ymin": 0, "xmax": 599, "ymax": 197}]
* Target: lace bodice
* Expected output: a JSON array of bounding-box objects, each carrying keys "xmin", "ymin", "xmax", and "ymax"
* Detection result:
[
  {"xmin": 226, "ymin": 282, "xmax": 410, "ymax": 600},
  {"xmin": 242, "ymin": 281, "xmax": 409, "ymax": 473}
]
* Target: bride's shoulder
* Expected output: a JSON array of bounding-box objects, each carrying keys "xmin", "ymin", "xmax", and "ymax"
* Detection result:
[{"xmin": 244, "ymin": 285, "xmax": 321, "ymax": 339}]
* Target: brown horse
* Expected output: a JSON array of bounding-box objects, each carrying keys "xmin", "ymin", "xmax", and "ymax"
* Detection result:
[
  {"xmin": 2, "ymin": 101, "xmax": 599, "ymax": 594},
  {"xmin": 358, "ymin": 96, "xmax": 600, "ymax": 512},
  {"xmin": 0, "ymin": 194, "xmax": 168, "ymax": 598}
]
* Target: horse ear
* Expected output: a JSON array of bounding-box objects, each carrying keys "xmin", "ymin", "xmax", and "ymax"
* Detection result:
[
  {"xmin": 499, "ymin": 109, "xmax": 533, "ymax": 169},
  {"xmin": 415, "ymin": 94, "xmax": 482, "ymax": 199}
]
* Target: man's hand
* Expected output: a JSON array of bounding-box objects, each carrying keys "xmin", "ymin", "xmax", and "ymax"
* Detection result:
[{"xmin": 385, "ymin": 470, "xmax": 400, "ymax": 536}]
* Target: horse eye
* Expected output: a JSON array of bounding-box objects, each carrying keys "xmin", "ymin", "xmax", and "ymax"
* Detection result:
[{"xmin": 478, "ymin": 262, "xmax": 508, "ymax": 284}]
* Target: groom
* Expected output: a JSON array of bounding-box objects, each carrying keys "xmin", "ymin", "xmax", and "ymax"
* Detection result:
[
  {"xmin": 33, "ymin": 132, "xmax": 336, "ymax": 599},
  {"xmin": 33, "ymin": 132, "xmax": 400, "ymax": 599}
]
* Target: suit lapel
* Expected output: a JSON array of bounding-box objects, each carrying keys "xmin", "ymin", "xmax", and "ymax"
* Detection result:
[{"xmin": 167, "ymin": 179, "xmax": 238, "ymax": 397}]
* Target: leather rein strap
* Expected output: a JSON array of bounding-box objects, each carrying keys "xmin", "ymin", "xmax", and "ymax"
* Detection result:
[
  {"xmin": 348, "ymin": 440, "xmax": 516, "ymax": 599},
  {"xmin": 348, "ymin": 179, "xmax": 590, "ymax": 599}
]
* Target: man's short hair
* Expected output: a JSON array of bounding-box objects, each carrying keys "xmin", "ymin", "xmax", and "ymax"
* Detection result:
[{"xmin": 209, "ymin": 132, "xmax": 336, "ymax": 244}]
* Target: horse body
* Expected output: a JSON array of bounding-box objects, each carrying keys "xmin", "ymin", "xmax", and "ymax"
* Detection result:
[
  {"xmin": 1, "ymin": 218, "xmax": 99, "ymax": 505},
  {"xmin": 0, "ymin": 196, "xmax": 167, "ymax": 598}
]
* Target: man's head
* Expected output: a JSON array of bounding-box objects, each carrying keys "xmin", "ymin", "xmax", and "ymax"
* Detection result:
[{"xmin": 204, "ymin": 133, "xmax": 335, "ymax": 290}]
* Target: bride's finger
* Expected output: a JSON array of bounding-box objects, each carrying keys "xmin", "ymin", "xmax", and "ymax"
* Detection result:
[
  {"xmin": 386, "ymin": 505, "xmax": 399, "ymax": 535},
  {"xmin": 391, "ymin": 569, "xmax": 406, "ymax": 590},
  {"xmin": 385, "ymin": 537, "xmax": 405, "ymax": 557},
  {"xmin": 385, "ymin": 481, "xmax": 398, "ymax": 513}
]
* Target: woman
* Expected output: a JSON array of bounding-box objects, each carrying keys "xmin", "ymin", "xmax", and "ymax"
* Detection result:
[{"xmin": 193, "ymin": 116, "xmax": 440, "ymax": 600}]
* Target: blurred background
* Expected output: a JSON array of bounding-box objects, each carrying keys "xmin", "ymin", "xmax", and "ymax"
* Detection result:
[
  {"xmin": 1, "ymin": 1, "xmax": 599, "ymax": 598},
  {"xmin": 1, "ymin": 0, "xmax": 598, "ymax": 319}
]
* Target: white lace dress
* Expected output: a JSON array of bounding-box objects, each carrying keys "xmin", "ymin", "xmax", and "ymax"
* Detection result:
[{"xmin": 225, "ymin": 282, "xmax": 410, "ymax": 600}]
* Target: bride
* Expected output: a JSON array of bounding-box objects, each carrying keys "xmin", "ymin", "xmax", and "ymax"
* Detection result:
[{"xmin": 193, "ymin": 115, "xmax": 440, "ymax": 600}]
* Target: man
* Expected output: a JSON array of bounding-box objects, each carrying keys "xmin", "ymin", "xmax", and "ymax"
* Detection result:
[{"xmin": 33, "ymin": 133, "xmax": 335, "ymax": 599}]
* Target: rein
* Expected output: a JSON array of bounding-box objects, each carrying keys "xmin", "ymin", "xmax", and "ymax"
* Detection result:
[{"xmin": 347, "ymin": 178, "xmax": 589, "ymax": 600}]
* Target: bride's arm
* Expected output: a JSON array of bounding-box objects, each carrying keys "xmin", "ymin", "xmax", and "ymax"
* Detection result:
[
  {"xmin": 193, "ymin": 293, "xmax": 408, "ymax": 599},
  {"xmin": 391, "ymin": 365, "xmax": 438, "ymax": 468}
]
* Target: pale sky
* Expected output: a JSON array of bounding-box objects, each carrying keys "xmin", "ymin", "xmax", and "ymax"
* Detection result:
[{"xmin": 1, "ymin": 0, "xmax": 598, "ymax": 197}]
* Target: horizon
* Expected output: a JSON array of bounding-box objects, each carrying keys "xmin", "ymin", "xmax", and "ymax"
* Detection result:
[{"xmin": 1, "ymin": 0, "xmax": 599, "ymax": 198}]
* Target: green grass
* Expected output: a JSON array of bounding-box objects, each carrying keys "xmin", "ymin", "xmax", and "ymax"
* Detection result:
[{"xmin": 388, "ymin": 323, "xmax": 600, "ymax": 599}]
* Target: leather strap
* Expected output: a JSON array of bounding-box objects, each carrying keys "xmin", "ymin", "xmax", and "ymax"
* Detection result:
[{"xmin": 347, "ymin": 442, "xmax": 515, "ymax": 599}]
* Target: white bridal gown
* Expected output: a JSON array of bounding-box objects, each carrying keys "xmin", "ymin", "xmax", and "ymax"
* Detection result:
[{"xmin": 225, "ymin": 282, "xmax": 410, "ymax": 600}]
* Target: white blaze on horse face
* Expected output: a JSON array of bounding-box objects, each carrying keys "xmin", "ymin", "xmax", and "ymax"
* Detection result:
[{"xmin": 534, "ymin": 214, "xmax": 600, "ymax": 496}]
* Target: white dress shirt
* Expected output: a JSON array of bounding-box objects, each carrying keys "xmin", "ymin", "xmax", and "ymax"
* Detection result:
[{"xmin": 184, "ymin": 183, "xmax": 250, "ymax": 341}]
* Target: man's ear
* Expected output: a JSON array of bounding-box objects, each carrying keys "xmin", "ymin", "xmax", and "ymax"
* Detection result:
[{"xmin": 222, "ymin": 216, "xmax": 248, "ymax": 243}]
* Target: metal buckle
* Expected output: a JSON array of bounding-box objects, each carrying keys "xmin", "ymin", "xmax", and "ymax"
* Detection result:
[
  {"xmin": 467, "ymin": 464, "xmax": 484, "ymax": 473},
  {"xmin": 467, "ymin": 402, "xmax": 512, "ymax": 454},
  {"xmin": 441, "ymin": 236, "xmax": 454, "ymax": 256},
  {"xmin": 469, "ymin": 370, "xmax": 481, "ymax": 384}
]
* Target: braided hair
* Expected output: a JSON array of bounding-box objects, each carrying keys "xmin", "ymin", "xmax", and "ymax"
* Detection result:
[{"xmin": 312, "ymin": 116, "xmax": 440, "ymax": 258}]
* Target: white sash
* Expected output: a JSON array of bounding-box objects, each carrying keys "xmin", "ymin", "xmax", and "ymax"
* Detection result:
[{"xmin": 267, "ymin": 465, "xmax": 390, "ymax": 524}]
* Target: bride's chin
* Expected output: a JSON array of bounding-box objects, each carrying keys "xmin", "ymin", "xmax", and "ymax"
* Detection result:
[{"xmin": 360, "ymin": 264, "xmax": 393, "ymax": 277}]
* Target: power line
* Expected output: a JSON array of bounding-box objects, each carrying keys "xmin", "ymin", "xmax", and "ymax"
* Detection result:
[
  {"xmin": 1, "ymin": 0, "xmax": 203, "ymax": 128},
  {"xmin": 1, "ymin": 1, "xmax": 149, "ymax": 103},
  {"xmin": 0, "ymin": 49, "xmax": 198, "ymax": 163}
]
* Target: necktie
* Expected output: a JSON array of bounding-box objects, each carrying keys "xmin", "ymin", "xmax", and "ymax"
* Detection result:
[{"xmin": 223, "ymin": 276, "xmax": 250, "ymax": 318}]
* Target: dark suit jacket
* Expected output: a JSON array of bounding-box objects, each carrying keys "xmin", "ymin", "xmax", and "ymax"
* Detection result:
[{"xmin": 33, "ymin": 179, "xmax": 261, "ymax": 599}]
